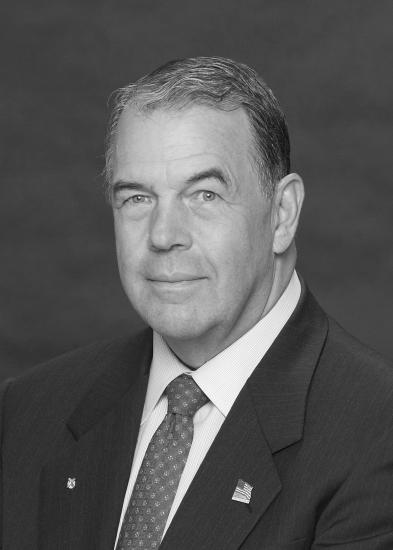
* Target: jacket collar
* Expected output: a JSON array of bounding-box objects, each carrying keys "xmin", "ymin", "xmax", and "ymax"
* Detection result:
[
  {"xmin": 247, "ymin": 282, "xmax": 328, "ymax": 453},
  {"xmin": 39, "ymin": 330, "xmax": 153, "ymax": 550},
  {"xmin": 66, "ymin": 328, "xmax": 153, "ymax": 440}
]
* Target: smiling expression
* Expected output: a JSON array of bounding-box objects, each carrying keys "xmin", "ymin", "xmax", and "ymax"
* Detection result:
[{"xmin": 111, "ymin": 104, "xmax": 276, "ymax": 356}]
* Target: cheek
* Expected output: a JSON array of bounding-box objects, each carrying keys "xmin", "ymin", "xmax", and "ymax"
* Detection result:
[
  {"xmin": 114, "ymin": 227, "xmax": 129, "ymax": 271},
  {"xmin": 204, "ymin": 228, "xmax": 258, "ymax": 286},
  {"xmin": 219, "ymin": 210, "xmax": 271, "ymax": 265},
  {"xmin": 114, "ymin": 219, "xmax": 144, "ymax": 275}
]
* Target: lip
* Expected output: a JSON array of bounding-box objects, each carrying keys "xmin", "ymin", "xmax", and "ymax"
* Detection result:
[
  {"xmin": 147, "ymin": 277, "xmax": 204, "ymax": 302},
  {"xmin": 147, "ymin": 273, "xmax": 205, "ymax": 283},
  {"xmin": 149, "ymin": 281, "xmax": 202, "ymax": 293}
]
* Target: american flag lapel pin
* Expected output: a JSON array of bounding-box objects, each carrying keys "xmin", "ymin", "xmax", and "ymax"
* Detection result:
[{"xmin": 232, "ymin": 479, "xmax": 253, "ymax": 504}]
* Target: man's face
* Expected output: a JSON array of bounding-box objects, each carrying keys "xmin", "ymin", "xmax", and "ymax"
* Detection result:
[{"xmin": 111, "ymin": 105, "xmax": 276, "ymax": 353}]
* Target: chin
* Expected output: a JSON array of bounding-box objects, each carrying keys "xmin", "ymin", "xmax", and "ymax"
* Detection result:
[{"xmin": 141, "ymin": 306, "xmax": 213, "ymax": 343}]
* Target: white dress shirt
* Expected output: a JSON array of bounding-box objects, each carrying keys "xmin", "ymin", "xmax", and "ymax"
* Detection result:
[{"xmin": 114, "ymin": 271, "xmax": 301, "ymax": 546}]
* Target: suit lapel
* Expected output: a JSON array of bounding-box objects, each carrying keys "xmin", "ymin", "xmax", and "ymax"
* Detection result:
[
  {"xmin": 38, "ymin": 330, "xmax": 152, "ymax": 550},
  {"xmin": 161, "ymin": 287, "xmax": 328, "ymax": 550},
  {"xmin": 160, "ymin": 386, "xmax": 281, "ymax": 550},
  {"xmin": 247, "ymin": 287, "xmax": 328, "ymax": 454}
]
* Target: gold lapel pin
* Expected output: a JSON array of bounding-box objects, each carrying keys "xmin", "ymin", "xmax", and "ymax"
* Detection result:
[{"xmin": 66, "ymin": 477, "xmax": 76, "ymax": 490}]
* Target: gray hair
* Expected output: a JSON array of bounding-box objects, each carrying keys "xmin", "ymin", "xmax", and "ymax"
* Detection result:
[{"xmin": 105, "ymin": 56, "xmax": 290, "ymax": 197}]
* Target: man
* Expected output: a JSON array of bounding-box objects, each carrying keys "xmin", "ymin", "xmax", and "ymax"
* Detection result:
[{"xmin": 1, "ymin": 57, "xmax": 392, "ymax": 549}]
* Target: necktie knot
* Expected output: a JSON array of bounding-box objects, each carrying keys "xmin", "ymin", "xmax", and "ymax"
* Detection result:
[{"xmin": 166, "ymin": 374, "xmax": 208, "ymax": 417}]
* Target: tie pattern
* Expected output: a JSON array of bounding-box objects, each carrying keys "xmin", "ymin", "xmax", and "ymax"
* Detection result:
[{"xmin": 116, "ymin": 374, "xmax": 209, "ymax": 549}]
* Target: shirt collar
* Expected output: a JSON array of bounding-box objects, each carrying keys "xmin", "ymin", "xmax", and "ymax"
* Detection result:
[{"xmin": 141, "ymin": 270, "xmax": 301, "ymax": 423}]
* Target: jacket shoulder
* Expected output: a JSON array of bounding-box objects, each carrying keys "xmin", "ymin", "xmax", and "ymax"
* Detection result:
[
  {"xmin": 310, "ymin": 315, "xmax": 393, "ymax": 442},
  {"xmin": 1, "ymin": 329, "xmax": 152, "ymax": 428},
  {"xmin": 8, "ymin": 337, "xmax": 124, "ymax": 393},
  {"xmin": 303, "ymin": 315, "xmax": 393, "ymax": 544},
  {"xmin": 324, "ymin": 316, "xmax": 392, "ymax": 383}
]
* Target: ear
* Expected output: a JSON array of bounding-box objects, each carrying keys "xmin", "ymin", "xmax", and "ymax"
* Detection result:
[{"xmin": 272, "ymin": 173, "xmax": 304, "ymax": 254}]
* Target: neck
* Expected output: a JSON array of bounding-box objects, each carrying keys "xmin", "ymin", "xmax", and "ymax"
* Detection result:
[{"xmin": 165, "ymin": 245, "xmax": 297, "ymax": 368}]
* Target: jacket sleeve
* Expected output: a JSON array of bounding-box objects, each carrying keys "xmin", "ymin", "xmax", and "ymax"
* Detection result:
[
  {"xmin": 312, "ymin": 392, "xmax": 393, "ymax": 549},
  {"xmin": 0, "ymin": 378, "xmax": 14, "ymax": 550}
]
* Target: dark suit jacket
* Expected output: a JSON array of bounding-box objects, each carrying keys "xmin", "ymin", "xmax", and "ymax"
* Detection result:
[{"xmin": 1, "ymin": 287, "xmax": 393, "ymax": 549}]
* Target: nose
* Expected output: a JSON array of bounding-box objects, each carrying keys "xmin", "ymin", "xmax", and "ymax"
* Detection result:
[{"xmin": 148, "ymin": 198, "xmax": 192, "ymax": 252}]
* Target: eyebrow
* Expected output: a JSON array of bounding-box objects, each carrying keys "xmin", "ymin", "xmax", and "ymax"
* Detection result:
[
  {"xmin": 185, "ymin": 168, "xmax": 228, "ymax": 186},
  {"xmin": 111, "ymin": 181, "xmax": 146, "ymax": 194},
  {"xmin": 111, "ymin": 167, "xmax": 228, "ymax": 194}
]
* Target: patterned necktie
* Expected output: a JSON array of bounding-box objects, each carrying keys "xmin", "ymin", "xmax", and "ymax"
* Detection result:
[{"xmin": 116, "ymin": 374, "xmax": 209, "ymax": 549}]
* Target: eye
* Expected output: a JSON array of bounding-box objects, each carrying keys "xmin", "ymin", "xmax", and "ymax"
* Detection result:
[
  {"xmin": 121, "ymin": 194, "xmax": 152, "ymax": 206},
  {"xmin": 131, "ymin": 194, "xmax": 149, "ymax": 203},
  {"xmin": 198, "ymin": 190, "xmax": 217, "ymax": 202},
  {"xmin": 111, "ymin": 186, "xmax": 154, "ymax": 211}
]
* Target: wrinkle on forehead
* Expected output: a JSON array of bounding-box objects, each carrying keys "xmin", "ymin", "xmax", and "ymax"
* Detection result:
[{"xmin": 113, "ymin": 104, "xmax": 257, "ymax": 191}]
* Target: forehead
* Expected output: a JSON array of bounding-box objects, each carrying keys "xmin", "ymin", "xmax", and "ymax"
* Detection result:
[{"xmin": 112, "ymin": 104, "xmax": 255, "ymax": 182}]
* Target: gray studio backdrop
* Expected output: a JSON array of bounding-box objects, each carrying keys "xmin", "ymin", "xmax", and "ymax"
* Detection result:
[{"xmin": 1, "ymin": 0, "xmax": 392, "ymax": 381}]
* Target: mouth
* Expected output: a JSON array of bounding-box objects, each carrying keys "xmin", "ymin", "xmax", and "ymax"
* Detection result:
[
  {"xmin": 146, "ymin": 274, "xmax": 206, "ymax": 295},
  {"xmin": 148, "ymin": 280, "xmax": 204, "ymax": 290},
  {"xmin": 147, "ymin": 273, "xmax": 205, "ymax": 284}
]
